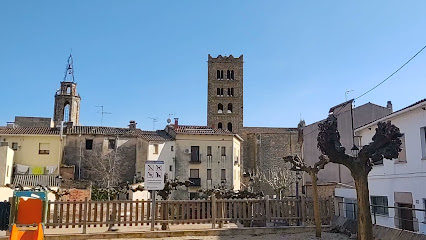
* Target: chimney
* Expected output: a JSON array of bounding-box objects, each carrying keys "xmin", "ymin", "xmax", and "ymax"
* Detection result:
[
  {"xmin": 387, "ymin": 101, "xmax": 393, "ymax": 112},
  {"xmin": 174, "ymin": 118, "xmax": 179, "ymax": 129},
  {"xmin": 129, "ymin": 120, "xmax": 137, "ymax": 131}
]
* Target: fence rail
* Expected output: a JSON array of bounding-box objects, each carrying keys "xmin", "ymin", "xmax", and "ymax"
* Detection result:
[{"xmin": 13, "ymin": 196, "xmax": 333, "ymax": 233}]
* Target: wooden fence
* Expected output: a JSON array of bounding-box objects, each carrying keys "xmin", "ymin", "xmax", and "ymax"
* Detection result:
[{"xmin": 40, "ymin": 196, "xmax": 333, "ymax": 233}]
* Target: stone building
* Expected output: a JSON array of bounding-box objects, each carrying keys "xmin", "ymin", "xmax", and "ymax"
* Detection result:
[{"xmin": 206, "ymin": 54, "xmax": 301, "ymax": 196}]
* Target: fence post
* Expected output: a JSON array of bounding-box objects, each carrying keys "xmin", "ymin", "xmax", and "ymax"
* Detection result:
[
  {"xmin": 218, "ymin": 199, "xmax": 223, "ymax": 228},
  {"xmin": 301, "ymin": 196, "xmax": 306, "ymax": 226},
  {"xmin": 265, "ymin": 195, "xmax": 270, "ymax": 227},
  {"xmin": 82, "ymin": 197, "xmax": 88, "ymax": 234},
  {"xmin": 211, "ymin": 194, "xmax": 216, "ymax": 229}
]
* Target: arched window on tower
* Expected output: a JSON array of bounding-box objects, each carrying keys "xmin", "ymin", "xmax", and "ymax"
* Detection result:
[
  {"xmin": 218, "ymin": 122, "xmax": 223, "ymax": 129},
  {"xmin": 64, "ymin": 103, "xmax": 70, "ymax": 122},
  {"xmin": 220, "ymin": 70, "xmax": 224, "ymax": 79},
  {"xmin": 218, "ymin": 103, "xmax": 223, "ymax": 113},
  {"xmin": 217, "ymin": 88, "xmax": 221, "ymax": 96},
  {"xmin": 217, "ymin": 70, "xmax": 220, "ymax": 80},
  {"xmin": 227, "ymin": 122, "xmax": 232, "ymax": 132},
  {"xmin": 220, "ymin": 88, "xmax": 224, "ymax": 96},
  {"xmin": 230, "ymin": 88, "xmax": 234, "ymax": 96},
  {"xmin": 227, "ymin": 103, "xmax": 233, "ymax": 113},
  {"xmin": 227, "ymin": 70, "xmax": 230, "ymax": 80},
  {"xmin": 231, "ymin": 70, "xmax": 234, "ymax": 80},
  {"xmin": 66, "ymin": 86, "xmax": 71, "ymax": 95}
]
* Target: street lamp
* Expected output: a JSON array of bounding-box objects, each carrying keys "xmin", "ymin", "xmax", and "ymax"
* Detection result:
[{"xmin": 351, "ymin": 144, "xmax": 359, "ymax": 157}]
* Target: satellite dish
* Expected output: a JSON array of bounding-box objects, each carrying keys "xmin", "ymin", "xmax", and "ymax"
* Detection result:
[{"xmin": 167, "ymin": 118, "xmax": 171, "ymax": 124}]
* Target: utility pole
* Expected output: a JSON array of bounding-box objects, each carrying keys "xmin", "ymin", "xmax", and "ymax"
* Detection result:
[{"xmin": 95, "ymin": 106, "xmax": 112, "ymax": 126}]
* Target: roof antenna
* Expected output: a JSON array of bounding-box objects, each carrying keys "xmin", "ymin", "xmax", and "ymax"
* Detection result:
[
  {"xmin": 167, "ymin": 113, "xmax": 176, "ymax": 125},
  {"xmin": 148, "ymin": 117, "xmax": 158, "ymax": 130},
  {"xmin": 95, "ymin": 106, "xmax": 112, "ymax": 126},
  {"xmin": 345, "ymin": 89, "xmax": 354, "ymax": 101}
]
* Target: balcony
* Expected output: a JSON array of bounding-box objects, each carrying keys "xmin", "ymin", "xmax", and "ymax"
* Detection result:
[{"xmin": 189, "ymin": 178, "xmax": 201, "ymax": 186}]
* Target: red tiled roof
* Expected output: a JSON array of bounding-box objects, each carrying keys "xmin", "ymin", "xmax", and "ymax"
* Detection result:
[
  {"xmin": 66, "ymin": 126, "xmax": 173, "ymax": 141},
  {"xmin": 0, "ymin": 127, "xmax": 60, "ymax": 135},
  {"xmin": 135, "ymin": 130, "xmax": 173, "ymax": 141},
  {"xmin": 171, "ymin": 125, "xmax": 234, "ymax": 135}
]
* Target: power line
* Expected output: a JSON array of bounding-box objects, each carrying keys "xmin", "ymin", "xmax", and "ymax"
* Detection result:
[{"xmin": 355, "ymin": 44, "xmax": 426, "ymax": 100}]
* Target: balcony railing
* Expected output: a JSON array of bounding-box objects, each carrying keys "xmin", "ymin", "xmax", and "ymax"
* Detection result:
[
  {"xmin": 189, "ymin": 178, "xmax": 201, "ymax": 186},
  {"xmin": 13, "ymin": 174, "xmax": 61, "ymax": 187}
]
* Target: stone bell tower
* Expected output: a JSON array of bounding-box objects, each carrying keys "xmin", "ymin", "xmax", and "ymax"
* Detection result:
[
  {"xmin": 207, "ymin": 54, "xmax": 244, "ymax": 133},
  {"xmin": 53, "ymin": 54, "xmax": 81, "ymax": 126}
]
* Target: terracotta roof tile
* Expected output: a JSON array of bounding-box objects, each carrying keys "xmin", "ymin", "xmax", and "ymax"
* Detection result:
[
  {"xmin": 66, "ymin": 126, "xmax": 173, "ymax": 141},
  {"xmin": 172, "ymin": 125, "xmax": 234, "ymax": 135},
  {"xmin": 0, "ymin": 127, "xmax": 60, "ymax": 135}
]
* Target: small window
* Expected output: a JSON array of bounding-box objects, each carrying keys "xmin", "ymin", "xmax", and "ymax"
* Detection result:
[
  {"xmin": 171, "ymin": 145, "xmax": 174, "ymax": 151},
  {"xmin": 191, "ymin": 146, "xmax": 200, "ymax": 162},
  {"xmin": 39, "ymin": 143, "xmax": 50, "ymax": 155},
  {"xmin": 227, "ymin": 103, "xmax": 233, "ymax": 113},
  {"xmin": 190, "ymin": 169, "xmax": 199, "ymax": 178},
  {"xmin": 231, "ymin": 70, "xmax": 234, "ymax": 80},
  {"xmin": 207, "ymin": 169, "xmax": 212, "ymax": 180},
  {"xmin": 227, "ymin": 88, "xmax": 231, "ymax": 96},
  {"xmin": 227, "ymin": 122, "xmax": 233, "ymax": 132},
  {"xmin": 221, "ymin": 169, "xmax": 226, "ymax": 180},
  {"xmin": 218, "ymin": 103, "xmax": 223, "ymax": 113},
  {"xmin": 66, "ymin": 87, "xmax": 71, "ymax": 94},
  {"xmin": 169, "ymin": 165, "xmax": 173, "ymax": 171},
  {"xmin": 12, "ymin": 142, "xmax": 18, "ymax": 151},
  {"xmin": 85, "ymin": 139, "xmax": 93, "ymax": 150},
  {"xmin": 63, "ymin": 104, "xmax": 70, "ymax": 122},
  {"xmin": 218, "ymin": 122, "xmax": 223, "ymax": 129},
  {"xmin": 396, "ymin": 134, "xmax": 406, "ymax": 162},
  {"xmin": 217, "ymin": 88, "xmax": 221, "ymax": 96},
  {"xmin": 421, "ymin": 127, "xmax": 426, "ymax": 159},
  {"xmin": 190, "ymin": 192, "xmax": 198, "ymax": 200},
  {"xmin": 108, "ymin": 139, "xmax": 116, "ymax": 150},
  {"xmin": 221, "ymin": 146, "xmax": 226, "ymax": 156},
  {"xmin": 216, "ymin": 70, "xmax": 220, "ymax": 79},
  {"xmin": 153, "ymin": 144, "xmax": 159, "ymax": 154},
  {"xmin": 220, "ymin": 70, "xmax": 224, "ymax": 79},
  {"xmin": 207, "ymin": 146, "xmax": 212, "ymax": 156},
  {"xmin": 231, "ymin": 88, "xmax": 234, "ymax": 96},
  {"xmin": 371, "ymin": 196, "xmax": 389, "ymax": 215},
  {"xmin": 227, "ymin": 70, "xmax": 230, "ymax": 79},
  {"xmin": 220, "ymin": 88, "xmax": 224, "ymax": 96}
]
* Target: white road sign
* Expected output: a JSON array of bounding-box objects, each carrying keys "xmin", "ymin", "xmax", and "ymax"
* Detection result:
[{"xmin": 145, "ymin": 160, "xmax": 165, "ymax": 190}]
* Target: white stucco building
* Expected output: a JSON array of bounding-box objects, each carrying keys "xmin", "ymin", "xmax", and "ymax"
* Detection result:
[{"xmin": 355, "ymin": 98, "xmax": 426, "ymax": 234}]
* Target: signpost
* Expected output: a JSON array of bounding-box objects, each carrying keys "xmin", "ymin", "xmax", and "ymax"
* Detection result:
[{"xmin": 145, "ymin": 161, "xmax": 165, "ymax": 231}]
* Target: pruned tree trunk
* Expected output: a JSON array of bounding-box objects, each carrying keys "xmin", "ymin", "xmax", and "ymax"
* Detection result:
[
  {"xmin": 354, "ymin": 172, "xmax": 373, "ymax": 240},
  {"xmin": 311, "ymin": 172, "xmax": 321, "ymax": 238}
]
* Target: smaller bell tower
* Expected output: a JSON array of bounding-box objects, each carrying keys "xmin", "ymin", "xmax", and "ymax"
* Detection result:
[{"xmin": 53, "ymin": 54, "xmax": 81, "ymax": 126}]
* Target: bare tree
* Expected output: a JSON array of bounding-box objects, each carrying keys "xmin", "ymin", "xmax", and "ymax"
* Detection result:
[
  {"xmin": 284, "ymin": 155, "xmax": 328, "ymax": 238},
  {"xmin": 84, "ymin": 150, "xmax": 132, "ymax": 199},
  {"xmin": 317, "ymin": 115, "xmax": 402, "ymax": 240},
  {"xmin": 256, "ymin": 165, "xmax": 295, "ymax": 199}
]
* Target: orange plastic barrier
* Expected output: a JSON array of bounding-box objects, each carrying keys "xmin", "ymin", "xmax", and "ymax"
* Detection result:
[
  {"xmin": 9, "ymin": 223, "xmax": 44, "ymax": 240},
  {"xmin": 15, "ymin": 198, "xmax": 43, "ymax": 225}
]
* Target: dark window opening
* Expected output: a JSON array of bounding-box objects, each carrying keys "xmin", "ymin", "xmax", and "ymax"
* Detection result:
[
  {"xmin": 231, "ymin": 70, "xmax": 234, "ymax": 80},
  {"xmin": 171, "ymin": 146, "xmax": 174, "ymax": 151},
  {"xmin": 12, "ymin": 142, "xmax": 18, "ymax": 151},
  {"xmin": 207, "ymin": 146, "xmax": 212, "ymax": 156},
  {"xmin": 220, "ymin": 88, "xmax": 224, "ymax": 96},
  {"xmin": 217, "ymin": 88, "xmax": 221, "ymax": 96},
  {"xmin": 207, "ymin": 169, "xmax": 212, "ymax": 180},
  {"xmin": 221, "ymin": 169, "xmax": 226, "ymax": 180},
  {"xmin": 216, "ymin": 70, "xmax": 220, "ymax": 79},
  {"xmin": 371, "ymin": 196, "xmax": 389, "ymax": 215},
  {"xmin": 169, "ymin": 165, "xmax": 173, "ymax": 171},
  {"xmin": 231, "ymin": 88, "xmax": 234, "ymax": 96},
  {"xmin": 108, "ymin": 139, "xmax": 116, "ymax": 150},
  {"xmin": 191, "ymin": 146, "xmax": 200, "ymax": 162},
  {"xmin": 227, "ymin": 122, "xmax": 233, "ymax": 132},
  {"xmin": 218, "ymin": 103, "xmax": 223, "ymax": 113},
  {"xmin": 85, "ymin": 139, "xmax": 93, "ymax": 150},
  {"xmin": 218, "ymin": 122, "xmax": 223, "ymax": 129},
  {"xmin": 227, "ymin": 103, "xmax": 233, "ymax": 113},
  {"xmin": 221, "ymin": 146, "xmax": 226, "ymax": 156},
  {"xmin": 220, "ymin": 70, "xmax": 224, "ymax": 79},
  {"xmin": 227, "ymin": 70, "xmax": 230, "ymax": 79}
]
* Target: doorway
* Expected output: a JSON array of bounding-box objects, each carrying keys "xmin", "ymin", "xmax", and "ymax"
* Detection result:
[{"xmin": 398, "ymin": 203, "xmax": 414, "ymax": 231}]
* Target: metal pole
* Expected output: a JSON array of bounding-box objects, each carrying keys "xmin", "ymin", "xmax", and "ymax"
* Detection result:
[
  {"xmin": 296, "ymin": 179, "xmax": 300, "ymax": 226},
  {"xmin": 151, "ymin": 190, "xmax": 156, "ymax": 231}
]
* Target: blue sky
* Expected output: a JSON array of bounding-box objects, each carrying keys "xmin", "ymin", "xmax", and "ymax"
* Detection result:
[{"xmin": 1, "ymin": 1, "xmax": 425, "ymax": 130}]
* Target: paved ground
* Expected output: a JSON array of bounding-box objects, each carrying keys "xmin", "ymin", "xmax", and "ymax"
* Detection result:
[{"xmin": 94, "ymin": 232, "xmax": 351, "ymax": 240}]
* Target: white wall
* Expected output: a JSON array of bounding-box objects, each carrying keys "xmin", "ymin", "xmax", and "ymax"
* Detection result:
[
  {"xmin": 0, "ymin": 146, "xmax": 14, "ymax": 185},
  {"xmin": 356, "ymin": 106, "xmax": 426, "ymax": 234},
  {"xmin": 148, "ymin": 141, "xmax": 175, "ymax": 179}
]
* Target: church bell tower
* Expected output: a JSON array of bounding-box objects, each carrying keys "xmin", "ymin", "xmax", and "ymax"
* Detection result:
[{"xmin": 53, "ymin": 54, "xmax": 81, "ymax": 126}]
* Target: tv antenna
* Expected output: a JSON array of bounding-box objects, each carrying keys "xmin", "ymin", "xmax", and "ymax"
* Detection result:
[
  {"xmin": 167, "ymin": 113, "xmax": 176, "ymax": 124},
  {"xmin": 148, "ymin": 117, "xmax": 158, "ymax": 130},
  {"xmin": 95, "ymin": 106, "xmax": 112, "ymax": 126},
  {"xmin": 345, "ymin": 89, "xmax": 354, "ymax": 101}
]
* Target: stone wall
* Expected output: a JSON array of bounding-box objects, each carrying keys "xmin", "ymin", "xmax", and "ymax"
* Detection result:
[{"xmin": 14, "ymin": 116, "xmax": 53, "ymax": 128}]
